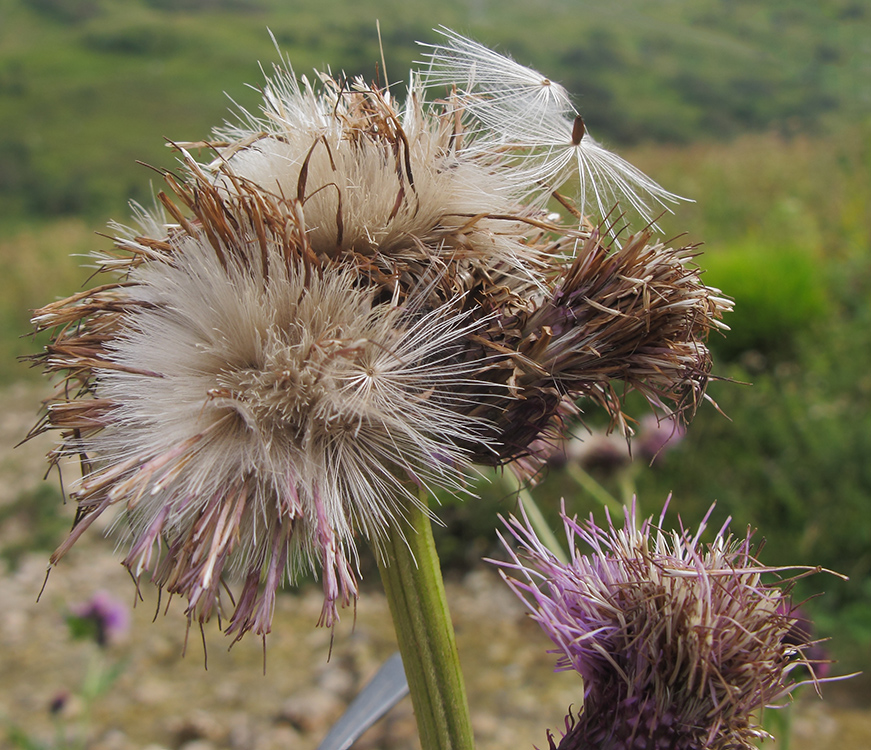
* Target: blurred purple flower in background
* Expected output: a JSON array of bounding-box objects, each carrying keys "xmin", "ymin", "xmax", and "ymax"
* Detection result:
[
  {"xmin": 542, "ymin": 413, "xmax": 685, "ymax": 478},
  {"xmin": 48, "ymin": 690, "xmax": 70, "ymax": 715},
  {"xmin": 68, "ymin": 591, "xmax": 130, "ymax": 647},
  {"xmin": 635, "ymin": 414, "xmax": 686, "ymax": 464},
  {"xmin": 494, "ymin": 500, "xmax": 831, "ymax": 750}
]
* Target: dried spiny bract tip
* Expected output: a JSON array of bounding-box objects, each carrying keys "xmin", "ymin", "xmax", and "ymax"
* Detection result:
[
  {"xmin": 420, "ymin": 27, "xmax": 686, "ymax": 230},
  {"xmin": 495, "ymin": 501, "xmax": 837, "ymax": 750},
  {"xmin": 29, "ymin": 31, "xmax": 729, "ymax": 640}
]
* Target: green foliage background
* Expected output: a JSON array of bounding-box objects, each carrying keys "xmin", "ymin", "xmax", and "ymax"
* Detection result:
[{"xmin": 2, "ymin": 0, "xmax": 870, "ymax": 674}]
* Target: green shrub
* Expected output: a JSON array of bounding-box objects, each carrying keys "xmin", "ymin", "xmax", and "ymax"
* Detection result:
[
  {"xmin": 702, "ymin": 242, "xmax": 830, "ymax": 362},
  {"xmin": 29, "ymin": 0, "xmax": 101, "ymax": 24},
  {"xmin": 81, "ymin": 19, "xmax": 181, "ymax": 56}
]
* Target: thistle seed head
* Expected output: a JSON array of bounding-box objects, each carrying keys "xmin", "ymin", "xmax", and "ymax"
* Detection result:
[
  {"xmin": 32, "ymin": 171, "xmax": 500, "ymax": 637},
  {"xmin": 29, "ymin": 31, "xmax": 731, "ymax": 640}
]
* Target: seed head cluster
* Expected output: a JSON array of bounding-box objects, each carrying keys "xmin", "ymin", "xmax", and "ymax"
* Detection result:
[
  {"xmin": 28, "ymin": 31, "xmax": 730, "ymax": 639},
  {"xmin": 496, "ymin": 502, "xmax": 828, "ymax": 750}
]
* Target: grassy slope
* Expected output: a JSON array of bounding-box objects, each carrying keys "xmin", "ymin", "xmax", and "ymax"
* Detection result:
[{"xmin": 0, "ymin": 0, "xmax": 868, "ymax": 225}]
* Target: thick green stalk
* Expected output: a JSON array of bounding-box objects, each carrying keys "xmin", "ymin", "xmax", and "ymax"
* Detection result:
[{"xmin": 376, "ymin": 494, "xmax": 475, "ymax": 750}]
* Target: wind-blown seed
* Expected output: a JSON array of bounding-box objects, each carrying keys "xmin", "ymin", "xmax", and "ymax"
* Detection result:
[{"xmin": 420, "ymin": 27, "xmax": 686, "ymax": 228}]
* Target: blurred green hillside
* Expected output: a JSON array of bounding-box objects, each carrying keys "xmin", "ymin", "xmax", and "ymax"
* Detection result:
[
  {"xmin": 2, "ymin": 0, "xmax": 871, "ymax": 675},
  {"xmin": 0, "ymin": 0, "xmax": 868, "ymax": 225}
]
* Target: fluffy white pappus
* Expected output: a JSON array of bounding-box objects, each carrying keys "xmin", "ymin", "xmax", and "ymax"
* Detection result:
[
  {"xmin": 208, "ymin": 64, "xmax": 551, "ymax": 286},
  {"xmin": 419, "ymin": 27, "xmax": 574, "ymax": 125},
  {"xmin": 419, "ymin": 28, "xmax": 687, "ymax": 229},
  {"xmin": 73, "ymin": 226, "xmax": 494, "ymax": 636}
]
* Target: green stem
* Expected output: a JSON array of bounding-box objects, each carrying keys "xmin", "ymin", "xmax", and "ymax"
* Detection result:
[
  {"xmin": 564, "ymin": 462, "xmax": 624, "ymax": 516},
  {"xmin": 376, "ymin": 493, "xmax": 475, "ymax": 750},
  {"xmin": 495, "ymin": 471, "xmax": 568, "ymax": 563},
  {"xmin": 517, "ymin": 485, "xmax": 569, "ymax": 564},
  {"xmin": 617, "ymin": 466, "xmax": 638, "ymax": 508}
]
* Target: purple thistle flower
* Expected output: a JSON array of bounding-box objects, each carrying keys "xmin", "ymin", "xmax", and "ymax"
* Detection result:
[
  {"xmin": 635, "ymin": 413, "xmax": 686, "ymax": 464},
  {"xmin": 494, "ymin": 500, "xmax": 833, "ymax": 750},
  {"xmin": 69, "ymin": 590, "xmax": 131, "ymax": 647}
]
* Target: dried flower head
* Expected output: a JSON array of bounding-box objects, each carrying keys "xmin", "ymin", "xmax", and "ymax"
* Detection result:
[
  {"xmin": 28, "ymin": 32, "xmax": 729, "ymax": 640},
  {"xmin": 495, "ymin": 501, "xmax": 832, "ymax": 750}
]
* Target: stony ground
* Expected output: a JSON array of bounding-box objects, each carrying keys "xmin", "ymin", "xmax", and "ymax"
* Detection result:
[{"xmin": 2, "ymin": 381, "xmax": 870, "ymax": 750}]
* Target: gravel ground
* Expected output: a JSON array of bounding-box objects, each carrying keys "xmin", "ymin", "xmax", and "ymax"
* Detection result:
[{"xmin": 2, "ymin": 381, "xmax": 870, "ymax": 750}]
